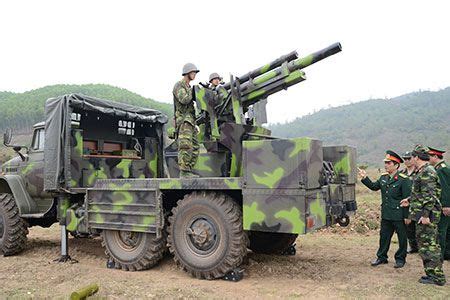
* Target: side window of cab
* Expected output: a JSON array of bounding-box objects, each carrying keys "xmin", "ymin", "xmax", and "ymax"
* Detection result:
[{"xmin": 31, "ymin": 128, "xmax": 45, "ymax": 151}]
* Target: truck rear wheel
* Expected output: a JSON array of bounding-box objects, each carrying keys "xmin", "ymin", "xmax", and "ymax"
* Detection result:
[
  {"xmin": 248, "ymin": 231, "xmax": 298, "ymax": 254},
  {"xmin": 0, "ymin": 193, "xmax": 28, "ymax": 256},
  {"xmin": 167, "ymin": 192, "xmax": 247, "ymax": 279},
  {"xmin": 101, "ymin": 230, "xmax": 166, "ymax": 271}
]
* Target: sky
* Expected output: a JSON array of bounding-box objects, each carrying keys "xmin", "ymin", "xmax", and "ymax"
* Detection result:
[{"xmin": 1, "ymin": 0, "xmax": 449, "ymax": 123}]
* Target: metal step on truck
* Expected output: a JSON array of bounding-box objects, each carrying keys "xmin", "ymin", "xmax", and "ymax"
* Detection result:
[{"xmin": 0, "ymin": 42, "xmax": 357, "ymax": 280}]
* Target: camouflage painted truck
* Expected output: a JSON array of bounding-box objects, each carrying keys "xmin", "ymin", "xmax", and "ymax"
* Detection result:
[{"xmin": 0, "ymin": 42, "xmax": 357, "ymax": 280}]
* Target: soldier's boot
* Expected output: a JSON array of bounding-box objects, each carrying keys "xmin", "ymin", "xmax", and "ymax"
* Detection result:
[
  {"xmin": 180, "ymin": 170, "xmax": 199, "ymax": 178},
  {"xmin": 418, "ymin": 277, "xmax": 446, "ymax": 286}
]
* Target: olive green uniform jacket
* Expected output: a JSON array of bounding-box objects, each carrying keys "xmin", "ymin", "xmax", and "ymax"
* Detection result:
[{"xmin": 362, "ymin": 171, "xmax": 412, "ymax": 220}]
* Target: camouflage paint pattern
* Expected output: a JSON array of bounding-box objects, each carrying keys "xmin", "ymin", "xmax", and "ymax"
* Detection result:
[
  {"xmin": 194, "ymin": 86, "xmax": 220, "ymax": 141},
  {"xmin": 241, "ymin": 137, "xmax": 327, "ymax": 234},
  {"xmin": 1, "ymin": 127, "xmax": 53, "ymax": 215},
  {"xmin": 69, "ymin": 129, "xmax": 159, "ymax": 188},
  {"xmin": 166, "ymin": 150, "xmax": 228, "ymax": 178},
  {"xmin": 86, "ymin": 177, "xmax": 242, "ymax": 234},
  {"xmin": 243, "ymin": 137, "xmax": 323, "ymax": 189},
  {"xmin": 87, "ymin": 183, "xmax": 161, "ymax": 234},
  {"xmin": 323, "ymin": 146, "xmax": 357, "ymax": 184},
  {"xmin": 177, "ymin": 122, "xmax": 199, "ymax": 173}
]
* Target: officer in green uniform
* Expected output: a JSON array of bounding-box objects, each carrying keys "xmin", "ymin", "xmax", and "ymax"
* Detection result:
[
  {"xmin": 428, "ymin": 147, "xmax": 450, "ymax": 260},
  {"xmin": 358, "ymin": 150, "xmax": 411, "ymax": 268},
  {"xmin": 172, "ymin": 63, "xmax": 200, "ymax": 178},
  {"xmin": 400, "ymin": 151, "xmax": 419, "ymax": 253}
]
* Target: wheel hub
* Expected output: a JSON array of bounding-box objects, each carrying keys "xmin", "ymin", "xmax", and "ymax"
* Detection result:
[
  {"xmin": 0, "ymin": 214, "xmax": 4, "ymax": 239},
  {"xmin": 187, "ymin": 218, "xmax": 217, "ymax": 252},
  {"xmin": 116, "ymin": 231, "xmax": 140, "ymax": 250}
]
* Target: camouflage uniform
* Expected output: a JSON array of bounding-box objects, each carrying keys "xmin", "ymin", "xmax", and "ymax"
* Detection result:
[
  {"xmin": 434, "ymin": 160, "xmax": 450, "ymax": 260},
  {"xmin": 210, "ymin": 85, "xmax": 228, "ymax": 107},
  {"xmin": 409, "ymin": 163, "xmax": 446, "ymax": 284},
  {"xmin": 172, "ymin": 79, "xmax": 199, "ymax": 173},
  {"xmin": 401, "ymin": 167, "xmax": 419, "ymax": 252}
]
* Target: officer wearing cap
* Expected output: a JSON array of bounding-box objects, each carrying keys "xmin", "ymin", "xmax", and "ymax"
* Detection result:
[
  {"xmin": 401, "ymin": 151, "xmax": 419, "ymax": 254},
  {"xmin": 358, "ymin": 150, "xmax": 411, "ymax": 268},
  {"xmin": 172, "ymin": 63, "xmax": 200, "ymax": 178},
  {"xmin": 208, "ymin": 72, "xmax": 228, "ymax": 106},
  {"xmin": 402, "ymin": 145, "xmax": 445, "ymax": 285},
  {"xmin": 428, "ymin": 147, "xmax": 450, "ymax": 260}
]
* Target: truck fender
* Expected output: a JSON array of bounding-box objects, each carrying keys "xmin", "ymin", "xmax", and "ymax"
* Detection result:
[{"xmin": 0, "ymin": 175, "xmax": 38, "ymax": 215}]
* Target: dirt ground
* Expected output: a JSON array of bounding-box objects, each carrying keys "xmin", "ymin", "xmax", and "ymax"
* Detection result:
[
  {"xmin": 1, "ymin": 172, "xmax": 449, "ymax": 299},
  {"xmin": 1, "ymin": 225, "xmax": 449, "ymax": 299}
]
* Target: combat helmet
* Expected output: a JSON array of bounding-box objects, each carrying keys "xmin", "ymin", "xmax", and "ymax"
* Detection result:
[{"xmin": 182, "ymin": 63, "xmax": 200, "ymax": 76}]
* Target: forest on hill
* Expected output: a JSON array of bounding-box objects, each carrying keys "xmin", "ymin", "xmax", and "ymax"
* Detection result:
[
  {"xmin": 0, "ymin": 84, "xmax": 172, "ymax": 133},
  {"xmin": 270, "ymin": 88, "xmax": 450, "ymax": 164},
  {"xmin": 1, "ymin": 84, "xmax": 449, "ymax": 165}
]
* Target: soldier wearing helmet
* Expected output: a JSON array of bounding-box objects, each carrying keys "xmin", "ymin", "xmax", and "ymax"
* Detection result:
[
  {"xmin": 208, "ymin": 72, "xmax": 228, "ymax": 106},
  {"xmin": 172, "ymin": 63, "xmax": 200, "ymax": 178}
]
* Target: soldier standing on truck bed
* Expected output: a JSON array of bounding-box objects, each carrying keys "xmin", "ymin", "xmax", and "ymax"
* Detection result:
[
  {"xmin": 401, "ymin": 145, "xmax": 446, "ymax": 286},
  {"xmin": 173, "ymin": 63, "xmax": 200, "ymax": 178},
  {"xmin": 428, "ymin": 147, "xmax": 450, "ymax": 261},
  {"xmin": 208, "ymin": 72, "xmax": 228, "ymax": 107},
  {"xmin": 400, "ymin": 151, "xmax": 419, "ymax": 254},
  {"xmin": 358, "ymin": 150, "xmax": 411, "ymax": 269}
]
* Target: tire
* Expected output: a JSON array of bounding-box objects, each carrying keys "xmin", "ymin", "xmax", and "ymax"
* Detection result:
[
  {"xmin": 0, "ymin": 193, "xmax": 28, "ymax": 256},
  {"xmin": 167, "ymin": 191, "xmax": 247, "ymax": 279},
  {"xmin": 248, "ymin": 231, "xmax": 298, "ymax": 254},
  {"xmin": 101, "ymin": 229, "xmax": 166, "ymax": 271}
]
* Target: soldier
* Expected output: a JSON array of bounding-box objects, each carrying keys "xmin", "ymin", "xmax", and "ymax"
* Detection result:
[
  {"xmin": 402, "ymin": 145, "xmax": 446, "ymax": 286},
  {"xmin": 208, "ymin": 72, "xmax": 228, "ymax": 106},
  {"xmin": 428, "ymin": 147, "xmax": 450, "ymax": 260},
  {"xmin": 173, "ymin": 63, "xmax": 200, "ymax": 178},
  {"xmin": 401, "ymin": 151, "xmax": 419, "ymax": 254},
  {"xmin": 209, "ymin": 72, "xmax": 222, "ymax": 89},
  {"xmin": 358, "ymin": 150, "xmax": 411, "ymax": 268}
]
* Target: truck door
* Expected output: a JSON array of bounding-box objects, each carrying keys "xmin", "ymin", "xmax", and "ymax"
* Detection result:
[{"xmin": 19, "ymin": 127, "xmax": 51, "ymax": 202}]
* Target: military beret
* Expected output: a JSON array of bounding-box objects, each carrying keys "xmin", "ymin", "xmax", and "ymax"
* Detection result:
[
  {"xmin": 428, "ymin": 146, "xmax": 446, "ymax": 156},
  {"xmin": 412, "ymin": 145, "xmax": 430, "ymax": 161},
  {"xmin": 383, "ymin": 150, "xmax": 403, "ymax": 164}
]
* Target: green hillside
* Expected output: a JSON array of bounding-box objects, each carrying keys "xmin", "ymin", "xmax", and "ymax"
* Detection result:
[
  {"xmin": 270, "ymin": 88, "xmax": 450, "ymax": 165},
  {"xmin": 0, "ymin": 84, "xmax": 172, "ymax": 132}
]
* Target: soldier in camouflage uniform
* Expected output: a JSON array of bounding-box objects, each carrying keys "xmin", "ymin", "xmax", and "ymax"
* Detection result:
[
  {"xmin": 208, "ymin": 72, "xmax": 228, "ymax": 107},
  {"xmin": 173, "ymin": 63, "xmax": 200, "ymax": 177},
  {"xmin": 359, "ymin": 150, "xmax": 411, "ymax": 268},
  {"xmin": 401, "ymin": 151, "xmax": 419, "ymax": 254},
  {"xmin": 402, "ymin": 145, "xmax": 446, "ymax": 286},
  {"xmin": 428, "ymin": 147, "xmax": 450, "ymax": 260}
]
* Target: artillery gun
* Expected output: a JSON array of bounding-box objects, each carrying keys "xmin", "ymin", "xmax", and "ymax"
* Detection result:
[{"xmin": 0, "ymin": 42, "xmax": 356, "ymax": 281}]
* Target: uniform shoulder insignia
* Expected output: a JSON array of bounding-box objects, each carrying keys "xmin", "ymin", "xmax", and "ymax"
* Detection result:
[{"xmin": 398, "ymin": 173, "xmax": 408, "ymax": 178}]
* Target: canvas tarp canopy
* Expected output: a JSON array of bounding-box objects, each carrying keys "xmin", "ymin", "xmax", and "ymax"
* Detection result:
[{"xmin": 43, "ymin": 93, "xmax": 168, "ymax": 191}]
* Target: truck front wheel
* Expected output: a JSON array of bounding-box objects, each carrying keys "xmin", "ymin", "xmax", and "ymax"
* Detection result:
[
  {"xmin": 101, "ymin": 230, "xmax": 166, "ymax": 271},
  {"xmin": 0, "ymin": 193, "xmax": 28, "ymax": 256},
  {"xmin": 167, "ymin": 191, "xmax": 247, "ymax": 279}
]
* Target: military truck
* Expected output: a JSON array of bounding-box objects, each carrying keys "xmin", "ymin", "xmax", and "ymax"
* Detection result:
[{"xmin": 0, "ymin": 42, "xmax": 357, "ymax": 280}]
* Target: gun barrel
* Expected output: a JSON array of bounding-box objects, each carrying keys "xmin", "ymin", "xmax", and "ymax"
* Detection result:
[
  {"xmin": 290, "ymin": 42, "xmax": 342, "ymax": 70},
  {"xmin": 222, "ymin": 50, "xmax": 298, "ymax": 90}
]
